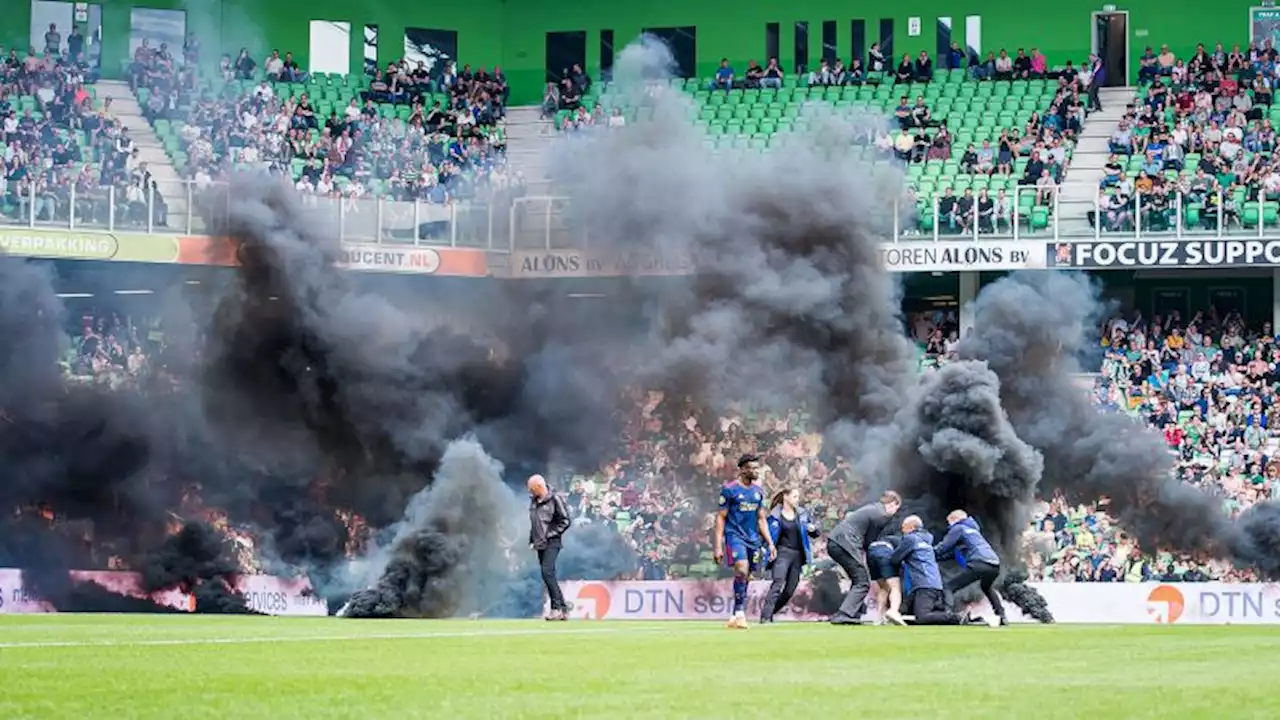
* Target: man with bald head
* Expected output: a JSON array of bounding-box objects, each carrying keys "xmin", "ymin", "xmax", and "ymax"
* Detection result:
[
  {"xmin": 528, "ymin": 474, "xmax": 573, "ymax": 621},
  {"xmin": 888, "ymin": 514, "xmax": 958, "ymax": 625}
]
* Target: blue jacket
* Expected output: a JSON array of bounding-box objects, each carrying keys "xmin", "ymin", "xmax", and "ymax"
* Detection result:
[
  {"xmin": 767, "ymin": 507, "xmax": 820, "ymax": 565},
  {"xmin": 934, "ymin": 517, "xmax": 1000, "ymax": 568},
  {"xmin": 889, "ymin": 529, "xmax": 943, "ymax": 592}
]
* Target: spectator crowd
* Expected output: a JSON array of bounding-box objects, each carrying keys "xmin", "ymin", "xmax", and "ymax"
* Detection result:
[
  {"xmin": 127, "ymin": 41, "xmax": 520, "ymax": 220},
  {"xmin": 1096, "ymin": 39, "xmax": 1280, "ymax": 233},
  {"xmin": 555, "ymin": 304, "xmax": 1278, "ymax": 586},
  {"xmin": 0, "ymin": 35, "xmax": 161, "ymax": 229}
]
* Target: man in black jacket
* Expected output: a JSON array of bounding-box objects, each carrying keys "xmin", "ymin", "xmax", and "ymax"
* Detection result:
[
  {"xmin": 827, "ymin": 491, "xmax": 901, "ymax": 624},
  {"xmin": 529, "ymin": 474, "xmax": 572, "ymax": 621}
]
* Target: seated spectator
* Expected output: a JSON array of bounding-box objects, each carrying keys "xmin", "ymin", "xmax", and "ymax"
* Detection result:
[
  {"xmin": 1013, "ymin": 49, "xmax": 1032, "ymax": 79},
  {"xmin": 264, "ymin": 50, "xmax": 284, "ymax": 81},
  {"xmin": 846, "ymin": 58, "xmax": 864, "ymax": 85},
  {"xmin": 994, "ymin": 50, "xmax": 1013, "ymax": 81},
  {"xmin": 761, "ymin": 57, "xmax": 784, "ymax": 89},
  {"xmin": 894, "ymin": 54, "xmax": 914, "ymax": 84},
  {"xmin": 711, "ymin": 58, "xmax": 734, "ymax": 91},
  {"xmin": 233, "ymin": 48, "xmax": 256, "ymax": 80},
  {"xmin": 914, "ymin": 51, "xmax": 932, "ymax": 82},
  {"xmin": 1110, "ymin": 121, "xmax": 1135, "ymax": 155},
  {"xmin": 744, "ymin": 60, "xmax": 763, "ymax": 89}
]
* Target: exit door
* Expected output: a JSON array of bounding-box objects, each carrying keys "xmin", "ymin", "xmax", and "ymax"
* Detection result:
[{"xmin": 1091, "ymin": 11, "xmax": 1128, "ymax": 87}]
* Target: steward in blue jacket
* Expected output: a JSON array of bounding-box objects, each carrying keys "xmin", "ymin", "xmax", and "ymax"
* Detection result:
[
  {"xmin": 760, "ymin": 487, "xmax": 821, "ymax": 622},
  {"xmin": 935, "ymin": 510, "xmax": 1007, "ymax": 624},
  {"xmin": 888, "ymin": 515, "xmax": 958, "ymax": 625}
]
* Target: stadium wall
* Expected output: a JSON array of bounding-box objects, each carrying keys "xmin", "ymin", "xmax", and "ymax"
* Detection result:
[
  {"xmin": 0, "ymin": 0, "xmax": 1265, "ymax": 104},
  {"xmin": 557, "ymin": 579, "xmax": 1280, "ymax": 625}
]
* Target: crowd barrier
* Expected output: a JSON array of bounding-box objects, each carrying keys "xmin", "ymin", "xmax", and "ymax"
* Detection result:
[
  {"xmin": 0, "ymin": 568, "xmax": 327, "ymax": 616},
  {"xmin": 555, "ymin": 579, "xmax": 1280, "ymax": 625}
]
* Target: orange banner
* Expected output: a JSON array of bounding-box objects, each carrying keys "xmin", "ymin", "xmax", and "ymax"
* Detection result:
[{"xmin": 170, "ymin": 236, "xmax": 488, "ymax": 277}]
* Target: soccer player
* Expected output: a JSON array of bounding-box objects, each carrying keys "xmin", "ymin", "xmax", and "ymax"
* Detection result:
[{"xmin": 714, "ymin": 454, "xmax": 777, "ymax": 629}]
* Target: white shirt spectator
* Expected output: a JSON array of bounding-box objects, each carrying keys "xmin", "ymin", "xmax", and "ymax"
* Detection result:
[
  {"xmin": 264, "ymin": 56, "xmax": 284, "ymax": 77},
  {"xmin": 255, "ymin": 82, "xmax": 274, "ymax": 101},
  {"xmin": 345, "ymin": 101, "xmax": 361, "ymax": 121}
]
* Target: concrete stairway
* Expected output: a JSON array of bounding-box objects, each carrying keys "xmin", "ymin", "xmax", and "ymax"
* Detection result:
[
  {"xmin": 1057, "ymin": 86, "xmax": 1135, "ymax": 237},
  {"xmin": 501, "ymin": 105, "xmax": 566, "ymax": 249},
  {"xmin": 96, "ymin": 79, "xmax": 190, "ymax": 231}
]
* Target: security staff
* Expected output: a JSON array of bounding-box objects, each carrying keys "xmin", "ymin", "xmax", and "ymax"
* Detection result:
[
  {"xmin": 827, "ymin": 491, "xmax": 901, "ymax": 624},
  {"xmin": 934, "ymin": 509, "xmax": 1008, "ymax": 626},
  {"xmin": 889, "ymin": 515, "xmax": 958, "ymax": 625}
]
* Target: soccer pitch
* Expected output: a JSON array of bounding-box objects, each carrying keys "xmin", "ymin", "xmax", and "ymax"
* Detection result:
[{"xmin": 2, "ymin": 616, "xmax": 1279, "ymax": 719}]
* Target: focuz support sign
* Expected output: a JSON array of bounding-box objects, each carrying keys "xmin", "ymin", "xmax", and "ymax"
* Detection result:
[{"xmin": 1048, "ymin": 239, "xmax": 1280, "ymax": 269}]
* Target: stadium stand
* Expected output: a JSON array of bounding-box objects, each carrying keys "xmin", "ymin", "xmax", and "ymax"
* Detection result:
[
  {"xmin": 130, "ymin": 45, "xmax": 513, "ymax": 214},
  {"xmin": 559, "ymin": 305, "xmax": 1274, "ymax": 584},
  {"xmin": 1096, "ymin": 40, "xmax": 1280, "ymax": 233},
  {"xmin": 0, "ymin": 47, "xmax": 125, "ymax": 228},
  {"xmin": 551, "ymin": 59, "xmax": 1090, "ymax": 236}
]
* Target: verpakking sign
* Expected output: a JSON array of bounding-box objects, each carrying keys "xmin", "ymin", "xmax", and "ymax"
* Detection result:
[{"xmin": 1049, "ymin": 239, "xmax": 1280, "ymax": 268}]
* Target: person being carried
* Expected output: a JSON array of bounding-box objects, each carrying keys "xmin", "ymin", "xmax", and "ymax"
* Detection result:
[
  {"xmin": 934, "ymin": 509, "xmax": 1008, "ymax": 626},
  {"xmin": 868, "ymin": 524, "xmax": 906, "ymax": 626},
  {"xmin": 889, "ymin": 515, "xmax": 959, "ymax": 625},
  {"xmin": 714, "ymin": 454, "xmax": 777, "ymax": 629}
]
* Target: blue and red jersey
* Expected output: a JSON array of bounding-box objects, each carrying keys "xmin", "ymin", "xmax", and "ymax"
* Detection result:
[{"xmin": 718, "ymin": 481, "xmax": 764, "ymax": 547}]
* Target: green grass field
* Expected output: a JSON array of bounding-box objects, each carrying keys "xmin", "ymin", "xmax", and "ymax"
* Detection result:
[{"xmin": 2, "ymin": 616, "xmax": 1279, "ymax": 719}]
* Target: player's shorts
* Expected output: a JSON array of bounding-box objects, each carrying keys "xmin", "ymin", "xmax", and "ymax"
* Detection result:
[
  {"xmin": 867, "ymin": 545, "xmax": 895, "ymax": 582},
  {"xmin": 724, "ymin": 536, "xmax": 761, "ymax": 571}
]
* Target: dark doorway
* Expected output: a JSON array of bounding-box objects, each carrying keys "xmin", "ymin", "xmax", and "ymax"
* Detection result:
[
  {"xmin": 546, "ymin": 30, "xmax": 587, "ymax": 84},
  {"xmin": 600, "ymin": 29, "xmax": 615, "ymax": 81},
  {"xmin": 794, "ymin": 21, "xmax": 809, "ymax": 74},
  {"xmin": 1092, "ymin": 12, "xmax": 1128, "ymax": 87},
  {"xmin": 643, "ymin": 26, "xmax": 697, "ymax": 77}
]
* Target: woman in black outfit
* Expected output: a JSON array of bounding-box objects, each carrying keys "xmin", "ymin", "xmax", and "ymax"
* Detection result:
[{"xmin": 760, "ymin": 487, "xmax": 821, "ymax": 623}]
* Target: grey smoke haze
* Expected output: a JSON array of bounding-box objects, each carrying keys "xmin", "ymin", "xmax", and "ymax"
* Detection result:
[
  {"xmin": 960, "ymin": 271, "xmax": 1280, "ymax": 577},
  {"xmin": 549, "ymin": 35, "xmax": 917, "ymax": 456},
  {"xmin": 341, "ymin": 438, "xmax": 516, "ymax": 618}
]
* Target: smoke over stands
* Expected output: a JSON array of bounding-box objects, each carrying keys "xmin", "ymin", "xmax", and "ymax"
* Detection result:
[{"xmin": 2, "ymin": 34, "xmax": 1280, "ymax": 621}]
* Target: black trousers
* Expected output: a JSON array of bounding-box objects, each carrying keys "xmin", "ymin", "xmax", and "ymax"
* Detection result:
[
  {"xmin": 946, "ymin": 560, "xmax": 1006, "ymax": 618},
  {"xmin": 761, "ymin": 548, "xmax": 803, "ymax": 621},
  {"xmin": 908, "ymin": 587, "xmax": 959, "ymax": 625},
  {"xmin": 538, "ymin": 543, "xmax": 567, "ymax": 612},
  {"xmin": 828, "ymin": 543, "xmax": 871, "ymax": 620}
]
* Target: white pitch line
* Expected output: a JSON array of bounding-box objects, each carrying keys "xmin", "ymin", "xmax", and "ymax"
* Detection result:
[{"xmin": 0, "ymin": 623, "xmax": 704, "ymax": 650}]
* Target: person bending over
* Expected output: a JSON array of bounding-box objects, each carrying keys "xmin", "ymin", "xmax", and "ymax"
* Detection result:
[
  {"xmin": 934, "ymin": 510, "xmax": 1008, "ymax": 626},
  {"xmin": 714, "ymin": 454, "xmax": 777, "ymax": 629},
  {"xmin": 889, "ymin": 515, "xmax": 959, "ymax": 625},
  {"xmin": 826, "ymin": 491, "xmax": 901, "ymax": 625},
  {"xmin": 760, "ymin": 486, "xmax": 821, "ymax": 623}
]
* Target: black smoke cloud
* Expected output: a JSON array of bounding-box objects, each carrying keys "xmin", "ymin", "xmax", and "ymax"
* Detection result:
[{"xmin": 960, "ymin": 271, "xmax": 1280, "ymax": 579}]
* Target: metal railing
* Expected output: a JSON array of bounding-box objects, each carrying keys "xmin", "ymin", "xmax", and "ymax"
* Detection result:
[
  {"xmin": 15, "ymin": 179, "xmax": 1280, "ymax": 251},
  {"xmin": 0, "ymin": 178, "xmax": 509, "ymax": 250},
  {"xmin": 502, "ymin": 183, "xmax": 1280, "ymax": 250}
]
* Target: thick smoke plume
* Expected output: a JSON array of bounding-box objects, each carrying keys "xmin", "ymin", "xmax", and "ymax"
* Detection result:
[
  {"xmin": 960, "ymin": 272, "xmax": 1280, "ymax": 578},
  {"xmin": 340, "ymin": 439, "xmax": 514, "ymax": 618}
]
